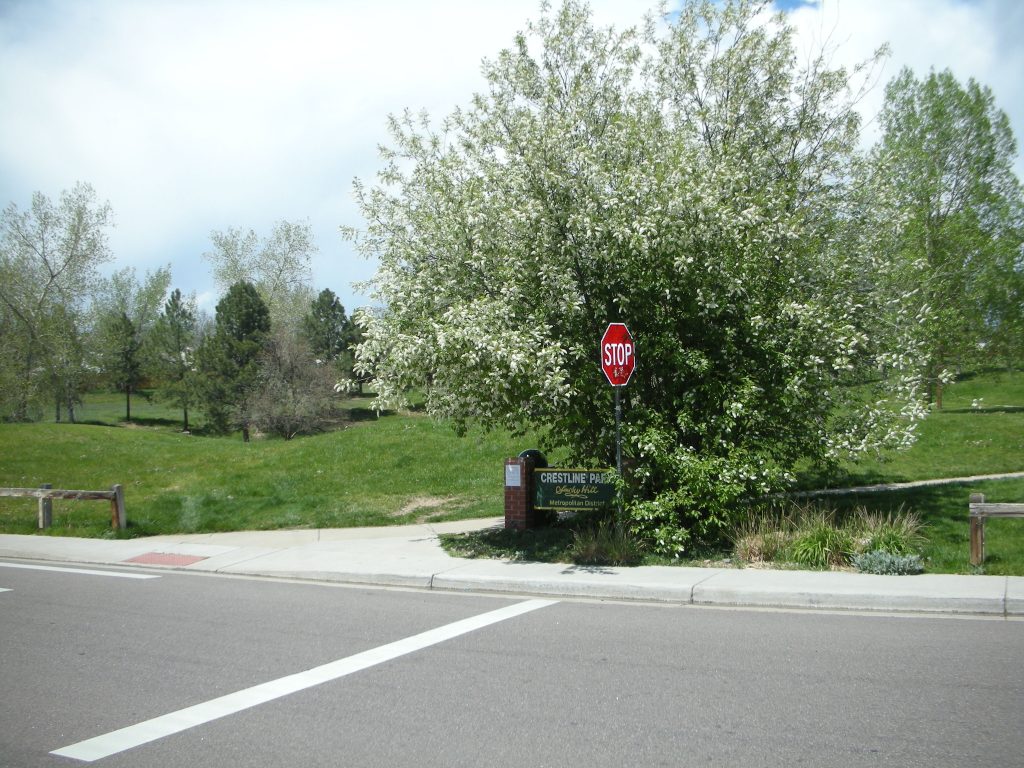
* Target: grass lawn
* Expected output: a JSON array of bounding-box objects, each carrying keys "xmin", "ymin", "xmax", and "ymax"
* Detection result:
[
  {"xmin": 48, "ymin": 390, "xmax": 196, "ymax": 430},
  {"xmin": 799, "ymin": 370, "xmax": 1024, "ymax": 487},
  {"xmin": 0, "ymin": 396, "xmax": 540, "ymax": 537}
]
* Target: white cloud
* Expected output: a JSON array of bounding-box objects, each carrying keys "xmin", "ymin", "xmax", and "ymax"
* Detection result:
[
  {"xmin": 785, "ymin": 0, "xmax": 1024, "ymax": 159},
  {"xmin": 1, "ymin": 0, "xmax": 1021, "ymax": 312}
]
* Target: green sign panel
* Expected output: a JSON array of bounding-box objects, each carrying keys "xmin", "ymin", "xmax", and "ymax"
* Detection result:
[{"xmin": 534, "ymin": 468, "xmax": 616, "ymax": 511}]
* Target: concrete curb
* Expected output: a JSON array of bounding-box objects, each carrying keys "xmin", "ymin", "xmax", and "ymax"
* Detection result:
[
  {"xmin": 2, "ymin": 532, "xmax": 1022, "ymax": 617},
  {"xmin": 429, "ymin": 561, "xmax": 720, "ymax": 603}
]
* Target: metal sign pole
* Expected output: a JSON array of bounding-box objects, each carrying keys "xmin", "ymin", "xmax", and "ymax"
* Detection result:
[
  {"xmin": 615, "ymin": 385, "xmax": 622, "ymax": 521},
  {"xmin": 615, "ymin": 386, "xmax": 622, "ymax": 477}
]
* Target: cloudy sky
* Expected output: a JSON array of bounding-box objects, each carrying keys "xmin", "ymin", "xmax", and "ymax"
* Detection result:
[{"xmin": 1, "ymin": 0, "xmax": 1021, "ymax": 315}]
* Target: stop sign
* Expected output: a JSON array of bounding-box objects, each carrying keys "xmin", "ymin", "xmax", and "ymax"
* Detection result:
[{"xmin": 600, "ymin": 323, "xmax": 636, "ymax": 386}]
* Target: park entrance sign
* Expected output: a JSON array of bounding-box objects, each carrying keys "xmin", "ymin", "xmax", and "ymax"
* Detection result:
[
  {"xmin": 534, "ymin": 468, "xmax": 617, "ymax": 511},
  {"xmin": 601, "ymin": 323, "xmax": 636, "ymax": 386}
]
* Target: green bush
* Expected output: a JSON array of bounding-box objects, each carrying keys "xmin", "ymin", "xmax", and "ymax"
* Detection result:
[{"xmin": 853, "ymin": 550, "xmax": 924, "ymax": 575}]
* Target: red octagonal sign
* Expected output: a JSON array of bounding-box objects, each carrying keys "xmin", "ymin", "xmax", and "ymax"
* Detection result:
[{"xmin": 600, "ymin": 323, "xmax": 636, "ymax": 387}]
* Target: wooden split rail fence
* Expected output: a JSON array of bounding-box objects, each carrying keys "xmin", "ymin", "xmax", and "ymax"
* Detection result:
[
  {"xmin": 969, "ymin": 493, "xmax": 1024, "ymax": 566},
  {"xmin": 0, "ymin": 484, "xmax": 125, "ymax": 530}
]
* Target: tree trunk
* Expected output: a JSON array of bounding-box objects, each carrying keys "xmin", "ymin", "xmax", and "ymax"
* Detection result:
[
  {"xmin": 242, "ymin": 424, "xmax": 250, "ymax": 443},
  {"xmin": 183, "ymin": 406, "xmax": 189, "ymax": 433},
  {"xmin": 125, "ymin": 387, "xmax": 131, "ymax": 421}
]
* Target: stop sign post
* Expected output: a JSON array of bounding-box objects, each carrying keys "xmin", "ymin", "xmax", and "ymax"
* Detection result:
[{"xmin": 600, "ymin": 323, "xmax": 635, "ymax": 498}]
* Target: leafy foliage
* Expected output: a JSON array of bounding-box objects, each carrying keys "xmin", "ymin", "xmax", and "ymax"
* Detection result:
[
  {"xmin": 151, "ymin": 288, "xmax": 199, "ymax": 431},
  {"xmin": 347, "ymin": 0, "xmax": 930, "ymax": 555},
  {"xmin": 301, "ymin": 287, "xmax": 366, "ymax": 391},
  {"xmin": 197, "ymin": 281, "xmax": 271, "ymax": 438},
  {"xmin": 302, "ymin": 288, "xmax": 351, "ymax": 363},
  {"xmin": 93, "ymin": 265, "xmax": 171, "ymax": 420},
  {"xmin": 0, "ymin": 183, "xmax": 113, "ymax": 421},
  {"xmin": 203, "ymin": 220, "xmax": 316, "ymax": 328},
  {"xmin": 872, "ymin": 68, "xmax": 1024, "ymax": 404}
]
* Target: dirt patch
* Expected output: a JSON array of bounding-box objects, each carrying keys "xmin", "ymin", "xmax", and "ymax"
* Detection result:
[{"xmin": 391, "ymin": 496, "xmax": 459, "ymax": 521}]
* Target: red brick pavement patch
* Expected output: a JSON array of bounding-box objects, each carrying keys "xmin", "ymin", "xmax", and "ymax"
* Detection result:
[{"xmin": 124, "ymin": 552, "xmax": 208, "ymax": 567}]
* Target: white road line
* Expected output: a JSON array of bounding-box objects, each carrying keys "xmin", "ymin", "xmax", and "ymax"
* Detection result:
[
  {"xmin": 0, "ymin": 562, "xmax": 159, "ymax": 580},
  {"xmin": 52, "ymin": 597, "xmax": 557, "ymax": 763},
  {"xmin": 0, "ymin": 588, "xmax": 10, "ymax": 593}
]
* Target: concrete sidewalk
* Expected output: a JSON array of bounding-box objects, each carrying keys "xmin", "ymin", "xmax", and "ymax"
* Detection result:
[{"xmin": 1, "ymin": 518, "xmax": 1021, "ymax": 617}]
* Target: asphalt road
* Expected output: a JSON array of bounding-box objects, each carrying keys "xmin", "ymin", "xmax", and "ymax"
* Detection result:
[{"xmin": 1, "ymin": 561, "xmax": 1022, "ymax": 767}]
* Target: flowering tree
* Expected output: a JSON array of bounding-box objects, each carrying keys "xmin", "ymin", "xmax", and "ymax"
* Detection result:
[{"xmin": 346, "ymin": 0, "xmax": 930, "ymax": 554}]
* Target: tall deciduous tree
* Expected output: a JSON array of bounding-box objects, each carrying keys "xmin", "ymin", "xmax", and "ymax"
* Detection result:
[
  {"xmin": 198, "ymin": 281, "xmax": 271, "ymax": 440},
  {"xmin": 0, "ymin": 183, "xmax": 112, "ymax": 420},
  {"xmin": 346, "ymin": 0, "xmax": 929, "ymax": 554},
  {"xmin": 151, "ymin": 288, "xmax": 199, "ymax": 431},
  {"xmin": 94, "ymin": 266, "xmax": 172, "ymax": 421},
  {"xmin": 873, "ymin": 67, "xmax": 1024, "ymax": 405},
  {"xmin": 203, "ymin": 220, "xmax": 316, "ymax": 329},
  {"xmin": 43, "ymin": 303, "xmax": 91, "ymax": 423}
]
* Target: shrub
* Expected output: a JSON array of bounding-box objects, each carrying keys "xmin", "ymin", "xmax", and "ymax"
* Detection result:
[
  {"xmin": 249, "ymin": 329, "xmax": 339, "ymax": 439},
  {"xmin": 853, "ymin": 550, "xmax": 924, "ymax": 575}
]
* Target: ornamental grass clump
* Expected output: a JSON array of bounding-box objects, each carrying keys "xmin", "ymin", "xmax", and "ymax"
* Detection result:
[
  {"xmin": 731, "ymin": 502, "xmax": 928, "ymax": 571},
  {"xmin": 570, "ymin": 520, "xmax": 644, "ymax": 566},
  {"xmin": 730, "ymin": 510, "xmax": 791, "ymax": 564},
  {"xmin": 784, "ymin": 512, "xmax": 856, "ymax": 569},
  {"xmin": 853, "ymin": 507, "xmax": 926, "ymax": 556}
]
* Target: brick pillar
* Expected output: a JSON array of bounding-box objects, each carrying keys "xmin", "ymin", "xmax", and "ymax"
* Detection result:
[{"xmin": 504, "ymin": 456, "xmax": 536, "ymax": 530}]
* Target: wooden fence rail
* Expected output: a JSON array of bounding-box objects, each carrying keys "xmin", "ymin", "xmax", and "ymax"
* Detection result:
[
  {"xmin": 969, "ymin": 493, "xmax": 1024, "ymax": 566},
  {"xmin": 0, "ymin": 485, "xmax": 125, "ymax": 530}
]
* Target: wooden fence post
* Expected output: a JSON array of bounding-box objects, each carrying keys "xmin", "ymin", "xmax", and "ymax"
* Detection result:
[
  {"xmin": 111, "ymin": 484, "xmax": 126, "ymax": 530},
  {"xmin": 38, "ymin": 483, "xmax": 52, "ymax": 529},
  {"xmin": 969, "ymin": 493, "xmax": 985, "ymax": 566}
]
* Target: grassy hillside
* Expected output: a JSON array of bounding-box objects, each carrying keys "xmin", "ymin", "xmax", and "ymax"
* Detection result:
[
  {"xmin": 798, "ymin": 370, "xmax": 1024, "ymax": 487},
  {"xmin": 0, "ymin": 408, "xmax": 542, "ymax": 537}
]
